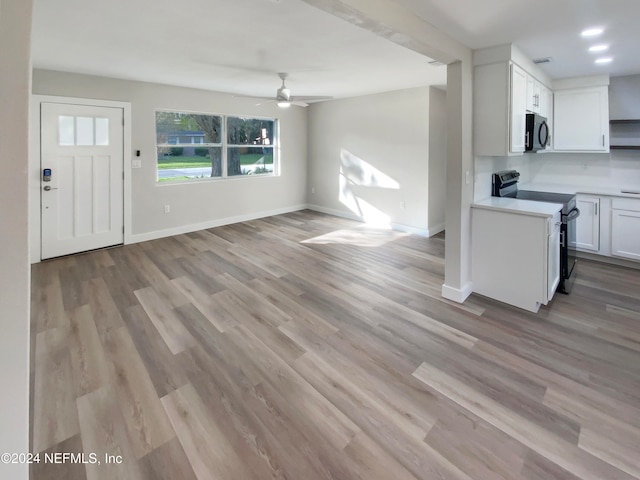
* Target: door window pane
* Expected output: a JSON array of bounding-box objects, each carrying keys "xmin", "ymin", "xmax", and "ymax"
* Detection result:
[
  {"xmin": 76, "ymin": 117, "xmax": 95, "ymax": 146},
  {"xmin": 58, "ymin": 116, "xmax": 75, "ymax": 146},
  {"xmin": 95, "ymin": 117, "xmax": 109, "ymax": 146}
]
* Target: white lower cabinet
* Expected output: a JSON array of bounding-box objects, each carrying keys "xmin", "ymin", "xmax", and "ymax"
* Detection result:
[
  {"xmin": 574, "ymin": 195, "xmax": 600, "ymax": 252},
  {"xmin": 611, "ymin": 198, "xmax": 640, "ymax": 261},
  {"xmin": 472, "ymin": 205, "xmax": 561, "ymax": 313}
]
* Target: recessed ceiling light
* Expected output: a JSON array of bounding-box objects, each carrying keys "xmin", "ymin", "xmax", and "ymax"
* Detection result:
[
  {"xmin": 581, "ymin": 27, "xmax": 604, "ymax": 37},
  {"xmin": 589, "ymin": 44, "xmax": 609, "ymax": 52},
  {"xmin": 595, "ymin": 57, "xmax": 613, "ymax": 64}
]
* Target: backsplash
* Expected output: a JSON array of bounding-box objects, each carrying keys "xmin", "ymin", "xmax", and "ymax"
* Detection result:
[
  {"xmin": 474, "ymin": 150, "xmax": 640, "ymax": 200},
  {"xmin": 474, "ymin": 155, "xmax": 530, "ymax": 200},
  {"xmin": 528, "ymin": 150, "xmax": 640, "ymax": 188}
]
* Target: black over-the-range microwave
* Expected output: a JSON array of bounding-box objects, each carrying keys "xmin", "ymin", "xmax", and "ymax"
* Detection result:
[{"xmin": 525, "ymin": 113, "xmax": 550, "ymax": 152}]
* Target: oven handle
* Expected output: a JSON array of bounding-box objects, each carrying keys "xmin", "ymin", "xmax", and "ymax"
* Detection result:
[{"xmin": 566, "ymin": 207, "xmax": 580, "ymax": 221}]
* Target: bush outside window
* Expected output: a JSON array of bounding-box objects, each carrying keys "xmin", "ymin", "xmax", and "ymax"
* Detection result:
[{"xmin": 156, "ymin": 111, "xmax": 277, "ymax": 182}]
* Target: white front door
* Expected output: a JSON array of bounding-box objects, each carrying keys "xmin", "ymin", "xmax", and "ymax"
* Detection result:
[{"xmin": 41, "ymin": 102, "xmax": 124, "ymax": 259}]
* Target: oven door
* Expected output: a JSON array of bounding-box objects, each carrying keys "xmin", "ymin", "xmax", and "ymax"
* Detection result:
[{"xmin": 560, "ymin": 207, "xmax": 580, "ymax": 292}]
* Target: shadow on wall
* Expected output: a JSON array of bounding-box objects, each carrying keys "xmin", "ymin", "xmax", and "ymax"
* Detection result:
[{"xmin": 339, "ymin": 148, "xmax": 399, "ymax": 227}]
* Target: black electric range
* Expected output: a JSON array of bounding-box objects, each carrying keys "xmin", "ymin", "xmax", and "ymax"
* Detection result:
[{"xmin": 492, "ymin": 170, "xmax": 580, "ymax": 294}]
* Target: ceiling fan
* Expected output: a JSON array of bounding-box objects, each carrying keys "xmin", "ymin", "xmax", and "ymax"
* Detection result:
[{"xmin": 268, "ymin": 72, "xmax": 333, "ymax": 108}]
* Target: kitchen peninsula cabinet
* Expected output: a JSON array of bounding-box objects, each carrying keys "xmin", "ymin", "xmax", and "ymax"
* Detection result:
[{"xmin": 472, "ymin": 199, "xmax": 561, "ymax": 313}]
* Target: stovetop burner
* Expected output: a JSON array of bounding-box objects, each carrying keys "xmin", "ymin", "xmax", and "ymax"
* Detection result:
[
  {"xmin": 491, "ymin": 170, "xmax": 576, "ymax": 215},
  {"xmin": 515, "ymin": 190, "xmax": 575, "ymax": 215}
]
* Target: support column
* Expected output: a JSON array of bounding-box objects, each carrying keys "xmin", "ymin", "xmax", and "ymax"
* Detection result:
[
  {"xmin": 0, "ymin": 0, "xmax": 34, "ymax": 478},
  {"xmin": 441, "ymin": 61, "xmax": 474, "ymax": 303}
]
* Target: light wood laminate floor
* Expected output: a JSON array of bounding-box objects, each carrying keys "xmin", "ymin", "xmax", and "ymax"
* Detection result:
[{"xmin": 30, "ymin": 210, "xmax": 640, "ymax": 480}]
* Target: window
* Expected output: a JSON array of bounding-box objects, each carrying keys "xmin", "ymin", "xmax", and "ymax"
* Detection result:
[
  {"xmin": 227, "ymin": 117, "xmax": 275, "ymax": 177},
  {"xmin": 155, "ymin": 111, "xmax": 277, "ymax": 183}
]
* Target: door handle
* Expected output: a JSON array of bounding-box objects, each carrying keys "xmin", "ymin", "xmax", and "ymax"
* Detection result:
[{"xmin": 43, "ymin": 186, "xmax": 58, "ymax": 191}]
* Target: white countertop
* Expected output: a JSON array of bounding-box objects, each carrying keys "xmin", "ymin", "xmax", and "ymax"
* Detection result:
[
  {"xmin": 520, "ymin": 182, "xmax": 640, "ymax": 198},
  {"xmin": 472, "ymin": 197, "xmax": 562, "ymax": 217}
]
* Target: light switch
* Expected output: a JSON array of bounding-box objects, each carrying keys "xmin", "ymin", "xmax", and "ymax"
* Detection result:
[{"xmin": 132, "ymin": 159, "xmax": 142, "ymax": 169}]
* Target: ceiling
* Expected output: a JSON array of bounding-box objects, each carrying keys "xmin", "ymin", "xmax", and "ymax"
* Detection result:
[
  {"xmin": 31, "ymin": 0, "xmax": 640, "ymax": 99},
  {"xmin": 395, "ymin": 0, "xmax": 640, "ymax": 79}
]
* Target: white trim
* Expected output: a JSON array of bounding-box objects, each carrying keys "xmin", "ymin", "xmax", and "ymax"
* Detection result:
[
  {"xmin": 427, "ymin": 222, "xmax": 446, "ymax": 237},
  {"xmin": 575, "ymin": 250, "xmax": 640, "ymax": 270},
  {"xmin": 307, "ymin": 204, "xmax": 363, "ymax": 222},
  {"xmin": 128, "ymin": 204, "xmax": 307, "ymax": 244},
  {"xmin": 441, "ymin": 282, "xmax": 473, "ymax": 303},
  {"xmin": 307, "ymin": 204, "xmax": 434, "ymax": 237},
  {"xmin": 390, "ymin": 222, "xmax": 429, "ymax": 237},
  {"xmin": 29, "ymin": 95, "xmax": 132, "ymax": 264}
]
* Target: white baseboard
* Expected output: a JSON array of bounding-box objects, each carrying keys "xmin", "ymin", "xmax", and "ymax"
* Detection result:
[
  {"xmin": 35, "ymin": 203, "xmax": 439, "ymax": 262},
  {"xmin": 441, "ymin": 282, "xmax": 473, "ymax": 303},
  {"xmin": 127, "ymin": 204, "xmax": 307, "ymax": 244},
  {"xmin": 427, "ymin": 222, "xmax": 446, "ymax": 237},
  {"xmin": 307, "ymin": 204, "xmax": 431, "ymax": 237},
  {"xmin": 390, "ymin": 223, "xmax": 429, "ymax": 237},
  {"xmin": 306, "ymin": 204, "xmax": 363, "ymax": 222},
  {"xmin": 575, "ymin": 251, "xmax": 640, "ymax": 270}
]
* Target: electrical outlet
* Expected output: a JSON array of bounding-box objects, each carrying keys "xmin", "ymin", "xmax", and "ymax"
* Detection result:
[
  {"xmin": 164, "ymin": 205, "xmax": 170, "ymax": 214},
  {"xmin": 400, "ymin": 201, "xmax": 406, "ymax": 210},
  {"xmin": 311, "ymin": 187, "xmax": 316, "ymax": 194}
]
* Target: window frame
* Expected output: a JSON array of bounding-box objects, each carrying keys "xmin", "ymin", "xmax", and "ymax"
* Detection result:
[{"xmin": 155, "ymin": 109, "xmax": 279, "ymax": 184}]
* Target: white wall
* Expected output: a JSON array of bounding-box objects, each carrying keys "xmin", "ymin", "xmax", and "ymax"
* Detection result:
[
  {"xmin": 0, "ymin": 0, "xmax": 33, "ymax": 478},
  {"xmin": 307, "ymin": 86, "xmax": 446, "ymax": 236},
  {"xmin": 31, "ymin": 69, "xmax": 308, "ymax": 250},
  {"xmin": 428, "ymin": 86, "xmax": 447, "ymax": 233}
]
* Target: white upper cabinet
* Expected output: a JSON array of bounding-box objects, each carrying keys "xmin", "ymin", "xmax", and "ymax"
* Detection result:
[
  {"xmin": 538, "ymin": 85, "xmax": 552, "ymax": 120},
  {"xmin": 511, "ymin": 64, "xmax": 527, "ymax": 154},
  {"xmin": 553, "ymin": 87, "xmax": 609, "ymax": 152},
  {"xmin": 474, "ymin": 61, "xmax": 529, "ymax": 156},
  {"xmin": 526, "ymin": 75, "xmax": 543, "ymax": 114}
]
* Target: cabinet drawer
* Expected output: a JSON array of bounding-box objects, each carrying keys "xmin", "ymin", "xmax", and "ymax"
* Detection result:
[{"xmin": 611, "ymin": 197, "xmax": 640, "ymax": 212}]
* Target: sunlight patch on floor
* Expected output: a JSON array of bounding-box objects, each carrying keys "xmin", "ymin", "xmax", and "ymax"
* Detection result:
[{"xmin": 301, "ymin": 226, "xmax": 408, "ymax": 247}]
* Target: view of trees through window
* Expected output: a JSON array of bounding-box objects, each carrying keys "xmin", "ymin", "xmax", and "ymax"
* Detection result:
[{"xmin": 156, "ymin": 111, "xmax": 276, "ymax": 182}]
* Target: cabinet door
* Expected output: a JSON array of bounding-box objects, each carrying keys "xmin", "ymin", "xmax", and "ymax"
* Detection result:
[
  {"xmin": 575, "ymin": 197, "xmax": 600, "ymax": 251},
  {"xmin": 547, "ymin": 220, "xmax": 561, "ymax": 300},
  {"xmin": 538, "ymin": 85, "xmax": 551, "ymax": 119},
  {"xmin": 612, "ymin": 209, "xmax": 640, "ymax": 260},
  {"xmin": 526, "ymin": 77, "xmax": 542, "ymax": 113},
  {"xmin": 510, "ymin": 64, "xmax": 527, "ymax": 153},
  {"xmin": 553, "ymin": 87, "xmax": 609, "ymax": 151}
]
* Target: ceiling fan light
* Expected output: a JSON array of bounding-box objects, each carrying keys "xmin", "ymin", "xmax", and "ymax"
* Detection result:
[{"xmin": 277, "ymin": 101, "xmax": 291, "ymax": 108}]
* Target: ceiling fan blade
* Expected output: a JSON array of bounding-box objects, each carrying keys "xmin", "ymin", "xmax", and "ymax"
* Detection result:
[{"xmin": 290, "ymin": 95, "xmax": 333, "ymax": 102}]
